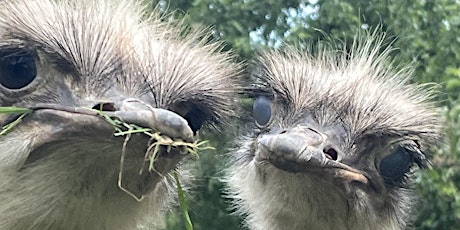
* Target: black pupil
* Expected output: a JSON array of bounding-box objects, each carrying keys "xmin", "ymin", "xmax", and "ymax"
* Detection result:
[
  {"xmin": 379, "ymin": 147, "xmax": 413, "ymax": 182},
  {"xmin": 0, "ymin": 50, "xmax": 37, "ymax": 89},
  {"xmin": 253, "ymin": 96, "xmax": 271, "ymax": 127}
]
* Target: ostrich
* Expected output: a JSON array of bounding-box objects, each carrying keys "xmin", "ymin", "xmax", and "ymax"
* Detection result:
[
  {"xmin": 226, "ymin": 36, "xmax": 442, "ymax": 230},
  {"xmin": 0, "ymin": 0, "xmax": 240, "ymax": 229}
]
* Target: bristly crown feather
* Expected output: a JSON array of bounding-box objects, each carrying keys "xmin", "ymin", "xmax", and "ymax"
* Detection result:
[{"xmin": 255, "ymin": 35, "xmax": 442, "ymax": 151}]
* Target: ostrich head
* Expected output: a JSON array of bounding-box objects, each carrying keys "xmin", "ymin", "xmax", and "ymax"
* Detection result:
[
  {"xmin": 226, "ymin": 36, "xmax": 442, "ymax": 230},
  {"xmin": 0, "ymin": 0, "xmax": 239, "ymax": 229}
]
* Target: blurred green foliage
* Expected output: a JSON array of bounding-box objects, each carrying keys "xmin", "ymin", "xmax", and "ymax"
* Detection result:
[
  {"xmin": 163, "ymin": 131, "xmax": 243, "ymax": 230},
  {"xmin": 152, "ymin": 0, "xmax": 460, "ymax": 229}
]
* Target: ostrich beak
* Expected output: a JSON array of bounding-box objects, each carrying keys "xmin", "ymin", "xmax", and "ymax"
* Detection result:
[
  {"xmin": 30, "ymin": 98, "xmax": 194, "ymax": 142},
  {"xmin": 20, "ymin": 98, "xmax": 195, "ymax": 199},
  {"xmin": 256, "ymin": 126, "xmax": 368, "ymax": 188},
  {"xmin": 110, "ymin": 98, "xmax": 194, "ymax": 142}
]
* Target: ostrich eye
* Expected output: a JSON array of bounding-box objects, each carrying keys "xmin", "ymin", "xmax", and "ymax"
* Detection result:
[
  {"xmin": 379, "ymin": 147, "xmax": 413, "ymax": 182},
  {"xmin": 253, "ymin": 96, "xmax": 271, "ymax": 127},
  {"xmin": 174, "ymin": 102, "xmax": 211, "ymax": 134},
  {"xmin": 0, "ymin": 48, "xmax": 37, "ymax": 90},
  {"xmin": 184, "ymin": 107, "xmax": 207, "ymax": 134}
]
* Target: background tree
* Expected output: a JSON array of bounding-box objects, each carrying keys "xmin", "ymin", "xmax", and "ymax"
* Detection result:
[{"xmin": 153, "ymin": 0, "xmax": 460, "ymax": 229}]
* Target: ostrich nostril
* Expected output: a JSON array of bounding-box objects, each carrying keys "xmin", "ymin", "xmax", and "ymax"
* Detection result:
[
  {"xmin": 92, "ymin": 102, "xmax": 116, "ymax": 112},
  {"xmin": 323, "ymin": 147, "xmax": 338, "ymax": 161}
]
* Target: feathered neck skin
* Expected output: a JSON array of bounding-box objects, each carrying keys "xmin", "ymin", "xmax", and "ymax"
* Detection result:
[{"xmin": 226, "ymin": 36, "xmax": 442, "ymax": 230}]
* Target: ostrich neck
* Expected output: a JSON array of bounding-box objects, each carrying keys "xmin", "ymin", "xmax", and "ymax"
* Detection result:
[
  {"xmin": 0, "ymin": 133, "xmax": 176, "ymax": 230},
  {"xmin": 228, "ymin": 160, "xmax": 402, "ymax": 230}
]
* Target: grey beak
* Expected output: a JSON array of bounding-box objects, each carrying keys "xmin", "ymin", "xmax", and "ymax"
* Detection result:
[
  {"xmin": 28, "ymin": 98, "xmax": 195, "ymax": 143},
  {"xmin": 108, "ymin": 98, "xmax": 194, "ymax": 142},
  {"xmin": 257, "ymin": 126, "xmax": 329, "ymax": 168}
]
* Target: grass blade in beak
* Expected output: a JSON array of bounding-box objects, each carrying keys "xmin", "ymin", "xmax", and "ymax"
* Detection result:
[
  {"xmin": 174, "ymin": 170, "xmax": 193, "ymax": 230},
  {"xmin": 0, "ymin": 107, "xmax": 32, "ymax": 136},
  {"xmin": 0, "ymin": 107, "xmax": 32, "ymax": 114}
]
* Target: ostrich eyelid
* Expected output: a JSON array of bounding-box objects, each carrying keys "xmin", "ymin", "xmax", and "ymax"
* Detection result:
[{"xmin": 253, "ymin": 96, "xmax": 272, "ymax": 127}]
